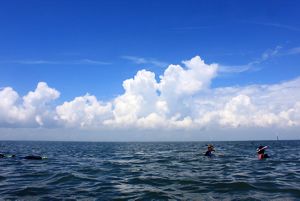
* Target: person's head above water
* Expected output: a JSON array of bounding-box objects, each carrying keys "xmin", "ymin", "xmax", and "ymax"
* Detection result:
[
  {"xmin": 207, "ymin": 144, "xmax": 215, "ymax": 151},
  {"xmin": 256, "ymin": 145, "xmax": 269, "ymax": 159},
  {"xmin": 204, "ymin": 144, "xmax": 215, "ymax": 156},
  {"xmin": 257, "ymin": 145, "xmax": 268, "ymax": 154}
]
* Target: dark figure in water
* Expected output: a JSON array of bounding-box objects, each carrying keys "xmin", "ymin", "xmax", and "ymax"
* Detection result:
[
  {"xmin": 0, "ymin": 153, "xmax": 15, "ymax": 158},
  {"xmin": 204, "ymin": 144, "xmax": 215, "ymax": 157},
  {"xmin": 257, "ymin": 146, "xmax": 269, "ymax": 160},
  {"xmin": 24, "ymin": 155, "xmax": 43, "ymax": 160},
  {"xmin": 0, "ymin": 154, "xmax": 44, "ymax": 160}
]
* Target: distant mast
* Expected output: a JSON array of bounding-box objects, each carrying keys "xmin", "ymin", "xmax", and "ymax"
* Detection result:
[{"xmin": 277, "ymin": 136, "xmax": 279, "ymax": 141}]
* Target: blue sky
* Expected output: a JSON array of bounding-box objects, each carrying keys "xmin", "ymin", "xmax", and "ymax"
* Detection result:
[
  {"xmin": 0, "ymin": 1, "xmax": 300, "ymax": 140},
  {"xmin": 1, "ymin": 0, "xmax": 299, "ymax": 99}
]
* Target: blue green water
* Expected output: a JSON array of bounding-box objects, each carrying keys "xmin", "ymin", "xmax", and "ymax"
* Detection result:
[{"xmin": 0, "ymin": 140, "xmax": 300, "ymax": 200}]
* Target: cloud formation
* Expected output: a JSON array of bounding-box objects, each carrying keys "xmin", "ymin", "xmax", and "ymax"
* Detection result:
[
  {"xmin": 56, "ymin": 94, "xmax": 112, "ymax": 128},
  {"xmin": 1, "ymin": 56, "xmax": 300, "ymax": 130},
  {"xmin": 219, "ymin": 46, "xmax": 282, "ymax": 74},
  {"xmin": 122, "ymin": 56, "xmax": 168, "ymax": 68},
  {"xmin": 0, "ymin": 82, "xmax": 59, "ymax": 127}
]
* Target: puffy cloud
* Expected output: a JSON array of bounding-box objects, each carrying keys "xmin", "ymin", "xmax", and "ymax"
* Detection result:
[
  {"xmin": 0, "ymin": 87, "xmax": 21, "ymax": 124},
  {"xmin": 23, "ymin": 82, "xmax": 59, "ymax": 107},
  {"xmin": 159, "ymin": 56, "xmax": 217, "ymax": 97},
  {"xmin": 157, "ymin": 56, "xmax": 218, "ymax": 119},
  {"xmin": 0, "ymin": 56, "xmax": 300, "ymax": 130},
  {"xmin": 105, "ymin": 70, "xmax": 159, "ymax": 127},
  {"xmin": 0, "ymin": 82, "xmax": 59, "ymax": 127},
  {"xmin": 193, "ymin": 77, "xmax": 300, "ymax": 128},
  {"xmin": 218, "ymin": 94, "xmax": 255, "ymax": 127},
  {"xmin": 137, "ymin": 113, "xmax": 166, "ymax": 129},
  {"xmin": 105, "ymin": 56, "xmax": 218, "ymax": 128},
  {"xmin": 56, "ymin": 94, "xmax": 112, "ymax": 128}
]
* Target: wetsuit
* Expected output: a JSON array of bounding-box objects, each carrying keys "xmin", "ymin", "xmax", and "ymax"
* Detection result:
[
  {"xmin": 24, "ymin": 155, "xmax": 43, "ymax": 160},
  {"xmin": 0, "ymin": 154, "xmax": 15, "ymax": 158},
  {"xmin": 258, "ymin": 153, "xmax": 269, "ymax": 159},
  {"xmin": 204, "ymin": 150, "xmax": 213, "ymax": 157},
  {"xmin": 0, "ymin": 154, "xmax": 43, "ymax": 160},
  {"xmin": 257, "ymin": 146, "xmax": 269, "ymax": 159}
]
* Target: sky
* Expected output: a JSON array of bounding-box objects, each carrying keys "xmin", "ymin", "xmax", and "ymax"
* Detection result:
[{"xmin": 0, "ymin": 0, "xmax": 300, "ymax": 141}]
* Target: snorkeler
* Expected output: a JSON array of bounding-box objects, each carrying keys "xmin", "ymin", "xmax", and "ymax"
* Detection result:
[
  {"xmin": 24, "ymin": 155, "xmax": 46, "ymax": 160},
  {"xmin": 0, "ymin": 153, "xmax": 45, "ymax": 160},
  {"xmin": 0, "ymin": 153, "xmax": 15, "ymax": 158},
  {"xmin": 204, "ymin": 144, "xmax": 215, "ymax": 157},
  {"xmin": 256, "ymin": 145, "xmax": 269, "ymax": 160}
]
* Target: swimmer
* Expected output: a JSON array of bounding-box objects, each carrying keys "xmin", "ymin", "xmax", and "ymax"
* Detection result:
[
  {"xmin": 0, "ymin": 154, "xmax": 45, "ymax": 160},
  {"xmin": 24, "ymin": 155, "xmax": 46, "ymax": 160},
  {"xmin": 204, "ymin": 144, "xmax": 215, "ymax": 157},
  {"xmin": 256, "ymin": 145, "xmax": 269, "ymax": 160},
  {"xmin": 0, "ymin": 153, "xmax": 15, "ymax": 158}
]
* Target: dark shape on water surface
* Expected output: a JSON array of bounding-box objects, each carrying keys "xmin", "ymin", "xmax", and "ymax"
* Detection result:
[
  {"xmin": 0, "ymin": 153, "xmax": 16, "ymax": 158},
  {"xmin": 24, "ymin": 155, "xmax": 43, "ymax": 160},
  {"xmin": 0, "ymin": 153, "xmax": 46, "ymax": 160}
]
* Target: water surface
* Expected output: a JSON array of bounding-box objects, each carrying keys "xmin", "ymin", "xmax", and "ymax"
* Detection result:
[{"xmin": 0, "ymin": 140, "xmax": 300, "ymax": 200}]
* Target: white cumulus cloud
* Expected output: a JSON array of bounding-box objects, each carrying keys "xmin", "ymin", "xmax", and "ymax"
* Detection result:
[
  {"xmin": 0, "ymin": 82, "xmax": 59, "ymax": 127},
  {"xmin": 56, "ymin": 94, "xmax": 112, "ymax": 128},
  {"xmin": 0, "ymin": 56, "xmax": 300, "ymax": 131}
]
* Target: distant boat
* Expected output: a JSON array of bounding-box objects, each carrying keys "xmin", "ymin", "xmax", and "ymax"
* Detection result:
[{"xmin": 277, "ymin": 136, "xmax": 279, "ymax": 141}]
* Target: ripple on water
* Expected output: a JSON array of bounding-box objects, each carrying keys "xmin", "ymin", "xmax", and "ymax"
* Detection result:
[
  {"xmin": 13, "ymin": 186, "xmax": 51, "ymax": 197},
  {"xmin": 0, "ymin": 140, "xmax": 300, "ymax": 200}
]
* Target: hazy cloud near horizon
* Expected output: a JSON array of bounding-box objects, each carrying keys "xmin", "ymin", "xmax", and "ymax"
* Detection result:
[{"xmin": 1, "ymin": 56, "xmax": 300, "ymax": 132}]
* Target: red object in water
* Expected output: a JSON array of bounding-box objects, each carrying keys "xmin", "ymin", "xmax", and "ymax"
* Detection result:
[{"xmin": 258, "ymin": 154, "xmax": 264, "ymax": 160}]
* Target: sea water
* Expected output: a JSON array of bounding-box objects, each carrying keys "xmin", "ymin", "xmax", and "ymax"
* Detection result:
[{"xmin": 0, "ymin": 140, "xmax": 300, "ymax": 200}]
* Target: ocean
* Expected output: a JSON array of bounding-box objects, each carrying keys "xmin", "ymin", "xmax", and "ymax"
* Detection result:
[{"xmin": 0, "ymin": 140, "xmax": 300, "ymax": 200}]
